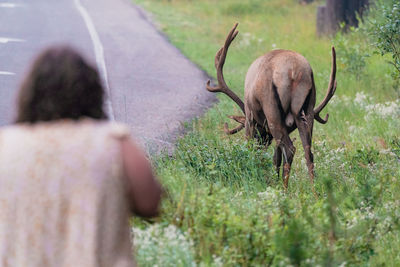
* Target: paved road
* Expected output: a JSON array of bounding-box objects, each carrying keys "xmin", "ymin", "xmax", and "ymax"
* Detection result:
[{"xmin": 0, "ymin": 0, "xmax": 215, "ymax": 152}]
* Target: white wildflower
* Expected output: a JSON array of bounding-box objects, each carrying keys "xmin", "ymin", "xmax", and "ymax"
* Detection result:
[
  {"xmin": 212, "ymin": 255, "xmax": 223, "ymax": 267},
  {"xmin": 379, "ymin": 148, "xmax": 397, "ymax": 157},
  {"xmin": 348, "ymin": 125, "xmax": 357, "ymax": 134},
  {"xmin": 329, "ymin": 95, "xmax": 339, "ymax": 106},
  {"xmin": 335, "ymin": 147, "xmax": 345, "ymax": 153},
  {"xmin": 239, "ymin": 32, "xmax": 252, "ymax": 47},
  {"xmin": 235, "ymin": 191, "xmax": 243, "ymax": 197},
  {"xmin": 257, "ymin": 186, "xmax": 281, "ymax": 201},
  {"xmin": 257, "ymin": 187, "xmax": 283, "ymax": 212},
  {"xmin": 132, "ymin": 224, "xmax": 196, "ymax": 266},
  {"xmin": 354, "ymin": 91, "xmax": 368, "ymax": 106},
  {"xmin": 342, "ymin": 95, "xmax": 351, "ymax": 103},
  {"xmin": 365, "ymin": 100, "xmax": 400, "ymax": 119},
  {"xmin": 346, "ymin": 215, "xmax": 359, "ymax": 229}
]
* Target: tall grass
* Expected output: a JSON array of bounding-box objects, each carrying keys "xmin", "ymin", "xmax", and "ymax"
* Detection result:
[{"xmin": 132, "ymin": 0, "xmax": 400, "ymax": 265}]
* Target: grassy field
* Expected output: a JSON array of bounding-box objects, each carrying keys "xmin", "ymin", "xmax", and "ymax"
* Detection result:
[{"xmin": 131, "ymin": 0, "xmax": 400, "ymax": 266}]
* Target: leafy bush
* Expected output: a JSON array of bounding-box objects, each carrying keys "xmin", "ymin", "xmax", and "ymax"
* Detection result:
[
  {"xmin": 335, "ymin": 31, "xmax": 370, "ymax": 80},
  {"xmin": 368, "ymin": 1, "xmax": 400, "ymax": 80}
]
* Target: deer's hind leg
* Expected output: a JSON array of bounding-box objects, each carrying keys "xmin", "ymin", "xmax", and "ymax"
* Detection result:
[
  {"xmin": 295, "ymin": 112, "xmax": 315, "ymax": 183},
  {"xmin": 279, "ymin": 135, "xmax": 296, "ymax": 189},
  {"xmin": 262, "ymin": 108, "xmax": 296, "ymax": 189},
  {"xmin": 273, "ymin": 145, "xmax": 282, "ymax": 177}
]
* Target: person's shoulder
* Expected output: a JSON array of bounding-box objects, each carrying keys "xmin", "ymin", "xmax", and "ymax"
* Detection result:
[
  {"xmin": 84, "ymin": 119, "xmax": 132, "ymax": 141},
  {"xmin": 0, "ymin": 123, "xmax": 30, "ymax": 136},
  {"xmin": 0, "ymin": 124, "xmax": 37, "ymax": 147},
  {"xmin": 108, "ymin": 122, "xmax": 131, "ymax": 139}
]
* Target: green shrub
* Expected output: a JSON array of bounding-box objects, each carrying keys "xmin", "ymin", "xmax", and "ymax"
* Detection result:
[
  {"xmin": 368, "ymin": 1, "xmax": 400, "ymax": 81},
  {"xmin": 335, "ymin": 30, "xmax": 370, "ymax": 80}
]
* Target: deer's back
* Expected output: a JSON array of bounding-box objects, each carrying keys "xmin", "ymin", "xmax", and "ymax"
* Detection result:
[{"xmin": 245, "ymin": 50, "xmax": 314, "ymax": 116}]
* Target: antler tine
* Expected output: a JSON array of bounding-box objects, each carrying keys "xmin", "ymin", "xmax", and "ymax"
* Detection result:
[
  {"xmin": 228, "ymin": 115, "xmax": 246, "ymax": 124},
  {"xmin": 223, "ymin": 115, "xmax": 245, "ymax": 135},
  {"xmin": 206, "ymin": 23, "xmax": 245, "ymax": 114},
  {"xmin": 217, "ymin": 23, "xmax": 239, "ymax": 68},
  {"xmin": 314, "ymin": 46, "xmax": 337, "ymax": 124},
  {"xmin": 224, "ymin": 122, "xmax": 244, "ymax": 135}
]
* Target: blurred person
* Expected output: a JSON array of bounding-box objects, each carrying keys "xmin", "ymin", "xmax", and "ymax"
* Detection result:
[{"xmin": 0, "ymin": 46, "xmax": 162, "ymax": 266}]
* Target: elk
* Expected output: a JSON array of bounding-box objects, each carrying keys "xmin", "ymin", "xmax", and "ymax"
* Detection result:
[{"xmin": 206, "ymin": 23, "xmax": 337, "ymax": 188}]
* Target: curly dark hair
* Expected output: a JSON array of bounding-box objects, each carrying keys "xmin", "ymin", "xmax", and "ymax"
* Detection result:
[{"xmin": 15, "ymin": 46, "xmax": 108, "ymax": 123}]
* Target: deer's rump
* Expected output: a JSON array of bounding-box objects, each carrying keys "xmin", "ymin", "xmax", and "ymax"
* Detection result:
[{"xmin": 245, "ymin": 50, "xmax": 315, "ymax": 129}]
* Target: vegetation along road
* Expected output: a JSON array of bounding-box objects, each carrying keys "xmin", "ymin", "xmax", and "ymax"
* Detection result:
[{"xmin": 132, "ymin": 0, "xmax": 400, "ymax": 266}]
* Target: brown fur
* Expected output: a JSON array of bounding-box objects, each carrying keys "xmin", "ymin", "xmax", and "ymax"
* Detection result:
[{"xmin": 206, "ymin": 24, "xmax": 337, "ymax": 188}]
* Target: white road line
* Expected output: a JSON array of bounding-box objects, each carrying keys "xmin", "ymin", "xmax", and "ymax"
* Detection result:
[
  {"xmin": 0, "ymin": 71, "xmax": 15, "ymax": 76},
  {"xmin": 0, "ymin": 37, "xmax": 26, "ymax": 44},
  {"xmin": 0, "ymin": 3, "xmax": 24, "ymax": 8},
  {"xmin": 73, "ymin": 0, "xmax": 115, "ymax": 121}
]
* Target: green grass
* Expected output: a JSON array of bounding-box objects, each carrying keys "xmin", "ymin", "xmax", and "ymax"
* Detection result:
[{"xmin": 131, "ymin": 0, "xmax": 400, "ymax": 266}]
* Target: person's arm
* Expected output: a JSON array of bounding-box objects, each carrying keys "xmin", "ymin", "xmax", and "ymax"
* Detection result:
[{"xmin": 121, "ymin": 138, "xmax": 162, "ymax": 217}]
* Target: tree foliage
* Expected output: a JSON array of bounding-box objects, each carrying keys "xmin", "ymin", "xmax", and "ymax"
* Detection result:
[{"xmin": 368, "ymin": 1, "xmax": 400, "ymax": 80}]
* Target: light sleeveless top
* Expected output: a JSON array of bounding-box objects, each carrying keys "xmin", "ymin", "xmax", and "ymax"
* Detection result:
[{"xmin": 0, "ymin": 119, "xmax": 136, "ymax": 267}]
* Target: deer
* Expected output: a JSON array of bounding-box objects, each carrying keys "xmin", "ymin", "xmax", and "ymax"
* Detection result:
[{"xmin": 206, "ymin": 23, "xmax": 337, "ymax": 188}]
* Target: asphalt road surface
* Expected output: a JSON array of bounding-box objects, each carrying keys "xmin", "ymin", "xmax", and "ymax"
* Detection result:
[{"xmin": 0, "ymin": 0, "xmax": 216, "ymax": 152}]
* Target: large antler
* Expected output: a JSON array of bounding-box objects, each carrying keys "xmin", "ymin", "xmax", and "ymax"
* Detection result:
[
  {"xmin": 314, "ymin": 46, "xmax": 337, "ymax": 124},
  {"xmin": 206, "ymin": 23, "xmax": 245, "ymax": 114}
]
